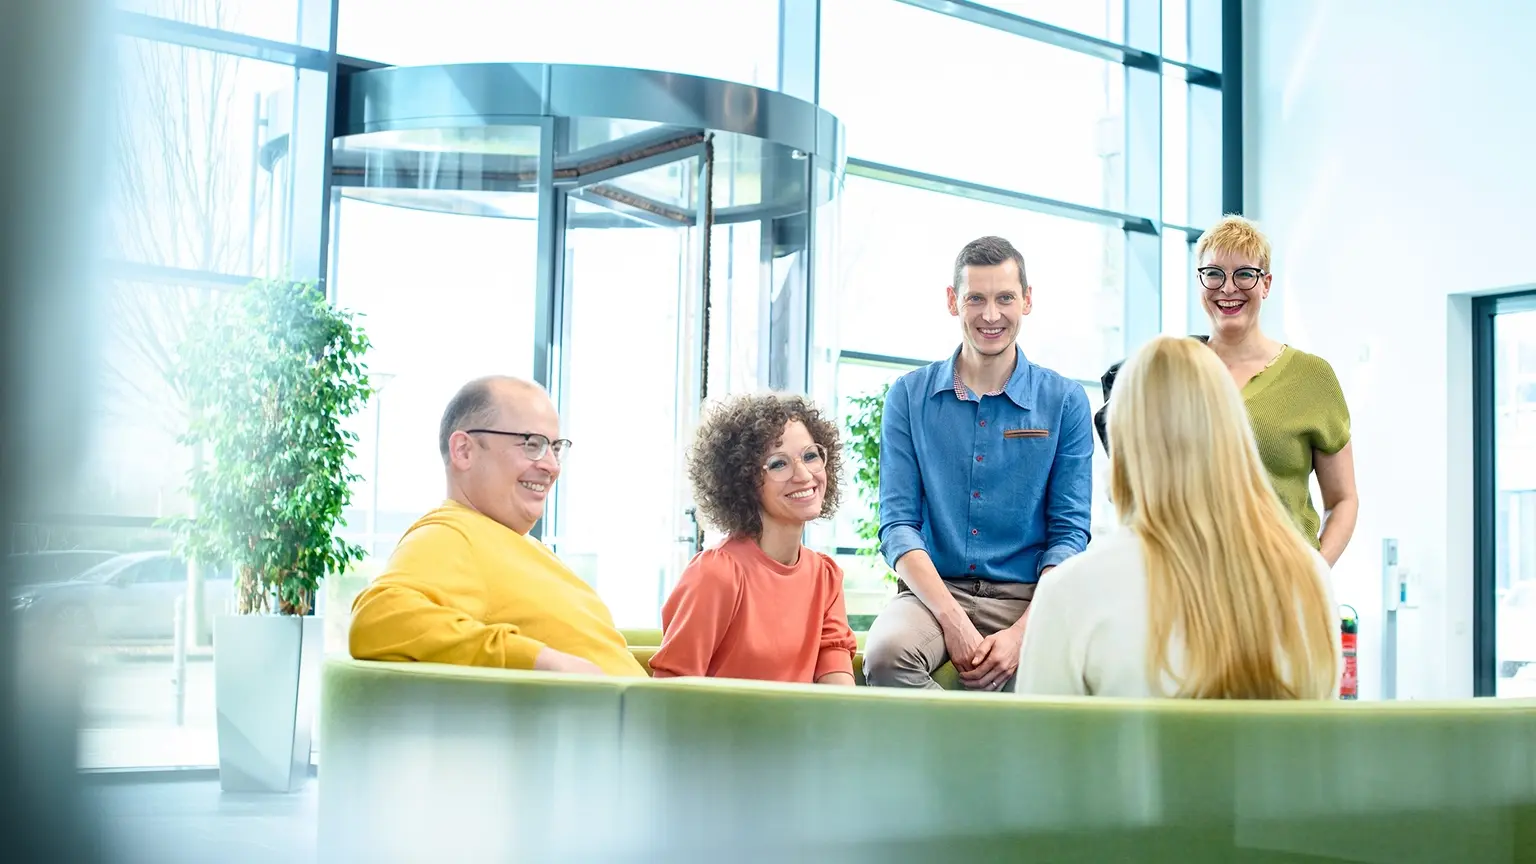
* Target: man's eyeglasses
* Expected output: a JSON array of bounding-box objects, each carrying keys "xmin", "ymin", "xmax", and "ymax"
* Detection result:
[
  {"xmin": 763, "ymin": 444, "xmax": 827, "ymax": 481},
  {"xmin": 465, "ymin": 429, "xmax": 572, "ymax": 463},
  {"xmin": 1197, "ymin": 266, "xmax": 1267, "ymax": 292}
]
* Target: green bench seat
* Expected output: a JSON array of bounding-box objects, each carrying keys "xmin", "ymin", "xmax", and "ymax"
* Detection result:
[{"xmin": 318, "ymin": 657, "xmax": 1536, "ymax": 862}]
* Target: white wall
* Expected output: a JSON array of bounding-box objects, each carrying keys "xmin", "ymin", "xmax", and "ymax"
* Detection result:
[{"xmin": 1244, "ymin": 0, "xmax": 1536, "ymax": 699}]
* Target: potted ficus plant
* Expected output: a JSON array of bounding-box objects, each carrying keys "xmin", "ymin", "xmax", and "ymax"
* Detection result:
[{"xmin": 174, "ymin": 277, "xmax": 371, "ymax": 793}]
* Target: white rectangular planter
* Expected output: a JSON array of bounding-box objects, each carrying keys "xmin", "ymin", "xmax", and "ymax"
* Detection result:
[{"xmin": 213, "ymin": 614, "xmax": 322, "ymax": 793}]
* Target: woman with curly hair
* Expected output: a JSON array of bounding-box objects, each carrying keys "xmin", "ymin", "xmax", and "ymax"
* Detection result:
[{"xmin": 648, "ymin": 393, "xmax": 858, "ymax": 685}]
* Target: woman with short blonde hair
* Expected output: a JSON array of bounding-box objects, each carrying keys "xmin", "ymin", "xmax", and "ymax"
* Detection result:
[
  {"xmin": 1093, "ymin": 215, "xmax": 1358, "ymax": 566},
  {"xmin": 1016, "ymin": 336, "xmax": 1340, "ymax": 699}
]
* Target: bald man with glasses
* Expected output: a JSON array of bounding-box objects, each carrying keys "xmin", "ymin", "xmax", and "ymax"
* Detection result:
[{"xmin": 349, "ymin": 376, "xmax": 646, "ymax": 676}]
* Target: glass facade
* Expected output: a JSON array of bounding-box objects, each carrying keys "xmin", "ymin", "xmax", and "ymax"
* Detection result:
[{"xmin": 49, "ymin": 0, "xmax": 1231, "ymax": 770}]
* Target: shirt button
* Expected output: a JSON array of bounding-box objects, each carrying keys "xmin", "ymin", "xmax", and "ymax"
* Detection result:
[
  {"xmin": 979, "ymin": 420, "xmax": 987, "ymax": 427},
  {"xmin": 973, "ymin": 491, "xmax": 981, "ymax": 499},
  {"xmin": 976, "ymin": 455, "xmax": 984, "ymax": 462},
  {"xmin": 969, "ymin": 564, "xmax": 977, "ymax": 571},
  {"xmin": 971, "ymin": 528, "xmax": 979, "ymax": 535}
]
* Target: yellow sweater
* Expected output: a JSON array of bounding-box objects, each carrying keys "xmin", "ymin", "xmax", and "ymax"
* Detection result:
[{"xmin": 349, "ymin": 500, "xmax": 646, "ymax": 676}]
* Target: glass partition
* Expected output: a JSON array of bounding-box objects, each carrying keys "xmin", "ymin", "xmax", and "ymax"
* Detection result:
[{"xmin": 556, "ymin": 193, "xmax": 699, "ymax": 626}]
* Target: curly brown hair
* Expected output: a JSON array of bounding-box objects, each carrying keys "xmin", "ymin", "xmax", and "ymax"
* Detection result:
[{"xmin": 687, "ymin": 392, "xmax": 843, "ymax": 538}]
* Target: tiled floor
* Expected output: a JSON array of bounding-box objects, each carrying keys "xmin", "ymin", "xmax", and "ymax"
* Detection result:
[{"xmin": 84, "ymin": 777, "xmax": 317, "ymax": 864}]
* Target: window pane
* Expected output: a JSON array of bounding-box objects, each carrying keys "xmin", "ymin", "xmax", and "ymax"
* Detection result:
[
  {"xmin": 829, "ymin": 359, "xmax": 916, "ymax": 552},
  {"xmin": 708, "ymin": 223, "xmax": 765, "ymax": 397},
  {"xmin": 338, "ymin": 0, "xmax": 779, "ymax": 89},
  {"xmin": 828, "ymin": 358, "xmax": 914, "ymax": 631},
  {"xmin": 68, "ymin": 276, "xmax": 237, "ymax": 766},
  {"xmin": 1188, "ymin": 81, "xmax": 1223, "ymax": 228},
  {"xmin": 832, "ymin": 176, "xmax": 1124, "ymax": 383},
  {"xmin": 1162, "ymin": 67, "xmax": 1189, "ymax": 226},
  {"xmin": 554, "ymin": 196, "xmax": 698, "ymax": 629},
  {"xmin": 1162, "ymin": 0, "xmax": 1189, "ymax": 62},
  {"xmin": 79, "ymin": 278, "xmax": 213, "ymax": 519},
  {"xmin": 977, "ymin": 0, "xmax": 1123, "ymax": 41},
  {"xmin": 118, "ymin": 0, "xmax": 301, "ymax": 45},
  {"xmin": 1161, "ymin": 231, "xmax": 1191, "ymax": 336},
  {"xmin": 1189, "ymin": 0, "xmax": 1222, "ymax": 71},
  {"xmin": 810, "ymin": 166, "xmax": 844, "ymax": 413},
  {"xmin": 330, "ymin": 193, "xmax": 539, "ymax": 560},
  {"xmin": 821, "ymin": 0, "xmax": 1125, "ymax": 212},
  {"xmin": 110, "ymin": 37, "xmax": 296, "ymax": 276},
  {"xmin": 1495, "ymin": 307, "xmax": 1536, "ymax": 697},
  {"xmin": 9, "ymin": 520, "xmax": 225, "ymax": 769}
]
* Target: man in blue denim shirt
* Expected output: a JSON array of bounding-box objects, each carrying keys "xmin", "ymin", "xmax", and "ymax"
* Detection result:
[{"xmin": 863, "ymin": 237, "xmax": 1094, "ymax": 691}]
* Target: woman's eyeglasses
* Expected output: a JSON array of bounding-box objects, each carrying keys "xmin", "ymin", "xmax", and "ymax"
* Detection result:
[
  {"xmin": 1197, "ymin": 266, "xmax": 1266, "ymax": 291},
  {"xmin": 763, "ymin": 444, "xmax": 827, "ymax": 481}
]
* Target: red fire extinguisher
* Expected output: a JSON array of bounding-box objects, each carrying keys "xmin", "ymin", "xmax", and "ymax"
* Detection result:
[{"xmin": 1339, "ymin": 605, "xmax": 1358, "ymax": 700}]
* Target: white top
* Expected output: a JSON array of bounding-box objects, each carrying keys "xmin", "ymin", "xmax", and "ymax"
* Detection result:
[{"xmin": 1013, "ymin": 527, "xmax": 1341, "ymax": 699}]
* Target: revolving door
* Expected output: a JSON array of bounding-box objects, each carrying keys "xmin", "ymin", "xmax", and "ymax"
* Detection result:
[{"xmin": 328, "ymin": 63, "xmax": 844, "ymax": 626}]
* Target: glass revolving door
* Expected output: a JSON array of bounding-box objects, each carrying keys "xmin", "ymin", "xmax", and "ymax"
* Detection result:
[
  {"xmin": 329, "ymin": 124, "xmax": 543, "ymax": 564},
  {"xmin": 558, "ymin": 156, "xmax": 704, "ymax": 626},
  {"xmin": 328, "ymin": 63, "xmax": 844, "ymax": 627}
]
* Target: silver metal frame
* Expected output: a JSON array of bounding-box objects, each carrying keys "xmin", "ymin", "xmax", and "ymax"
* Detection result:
[
  {"xmin": 333, "ymin": 63, "xmax": 845, "ymax": 163},
  {"xmin": 896, "ymin": 0, "xmax": 1163, "ymax": 69},
  {"xmin": 114, "ymin": 10, "xmax": 331, "ymax": 69},
  {"xmin": 849, "ymin": 158, "xmax": 1157, "ymax": 233}
]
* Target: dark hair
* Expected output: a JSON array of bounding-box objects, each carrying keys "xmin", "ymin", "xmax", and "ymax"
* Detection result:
[
  {"xmin": 438, "ymin": 377, "xmax": 503, "ymax": 462},
  {"xmin": 687, "ymin": 393, "xmax": 843, "ymax": 537},
  {"xmin": 1094, "ymin": 335, "xmax": 1212, "ymax": 454},
  {"xmin": 953, "ymin": 236, "xmax": 1028, "ymax": 292}
]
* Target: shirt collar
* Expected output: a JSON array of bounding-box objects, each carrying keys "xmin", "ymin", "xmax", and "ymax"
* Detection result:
[{"xmin": 931, "ymin": 345, "xmax": 1035, "ymax": 409}]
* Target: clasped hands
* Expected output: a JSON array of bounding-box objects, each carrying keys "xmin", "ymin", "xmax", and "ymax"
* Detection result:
[{"xmin": 941, "ymin": 610, "xmax": 1026, "ymax": 692}]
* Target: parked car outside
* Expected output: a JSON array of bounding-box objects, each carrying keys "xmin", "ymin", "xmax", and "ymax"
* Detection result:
[
  {"xmin": 10, "ymin": 550, "xmax": 232, "ymax": 643},
  {"xmin": 6, "ymin": 549, "xmax": 119, "ymax": 585}
]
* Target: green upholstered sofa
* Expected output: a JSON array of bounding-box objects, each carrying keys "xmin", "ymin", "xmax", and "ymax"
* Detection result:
[
  {"xmin": 620, "ymin": 628, "xmax": 963, "ymax": 689},
  {"xmin": 318, "ymin": 656, "xmax": 1536, "ymax": 863}
]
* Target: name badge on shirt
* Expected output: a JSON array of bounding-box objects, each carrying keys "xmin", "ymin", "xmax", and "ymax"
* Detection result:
[{"xmin": 1002, "ymin": 428, "xmax": 1050, "ymax": 439}]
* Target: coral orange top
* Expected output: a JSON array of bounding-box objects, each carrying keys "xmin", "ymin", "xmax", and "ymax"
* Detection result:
[{"xmin": 649, "ymin": 536, "xmax": 857, "ymax": 683}]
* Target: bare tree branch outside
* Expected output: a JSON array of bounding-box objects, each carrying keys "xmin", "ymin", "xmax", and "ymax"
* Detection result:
[{"xmin": 106, "ymin": 0, "xmax": 273, "ymax": 444}]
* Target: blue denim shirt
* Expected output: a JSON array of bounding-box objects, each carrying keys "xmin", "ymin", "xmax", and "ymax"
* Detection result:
[{"xmin": 878, "ymin": 346, "xmax": 1094, "ymax": 584}]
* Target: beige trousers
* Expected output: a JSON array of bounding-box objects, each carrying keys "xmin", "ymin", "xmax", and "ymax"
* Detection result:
[{"xmin": 862, "ymin": 578, "xmax": 1035, "ymax": 691}]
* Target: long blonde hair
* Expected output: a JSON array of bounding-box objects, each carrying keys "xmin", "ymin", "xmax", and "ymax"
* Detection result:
[{"xmin": 1108, "ymin": 337, "xmax": 1337, "ymax": 699}]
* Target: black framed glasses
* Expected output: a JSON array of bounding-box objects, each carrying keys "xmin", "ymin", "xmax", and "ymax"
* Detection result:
[
  {"xmin": 1197, "ymin": 266, "xmax": 1267, "ymax": 291},
  {"xmin": 464, "ymin": 429, "xmax": 572, "ymax": 463},
  {"xmin": 763, "ymin": 444, "xmax": 827, "ymax": 481}
]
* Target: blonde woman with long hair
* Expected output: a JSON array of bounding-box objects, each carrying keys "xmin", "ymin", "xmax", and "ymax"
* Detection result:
[{"xmin": 1014, "ymin": 337, "xmax": 1340, "ymax": 699}]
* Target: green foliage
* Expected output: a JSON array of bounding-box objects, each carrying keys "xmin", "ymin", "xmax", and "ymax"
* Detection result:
[
  {"xmin": 845, "ymin": 382, "xmax": 896, "ymax": 582},
  {"xmin": 172, "ymin": 278, "xmax": 372, "ymax": 616}
]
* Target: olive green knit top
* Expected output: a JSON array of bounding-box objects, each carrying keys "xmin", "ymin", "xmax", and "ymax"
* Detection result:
[{"xmin": 1243, "ymin": 346, "xmax": 1351, "ymax": 548}]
